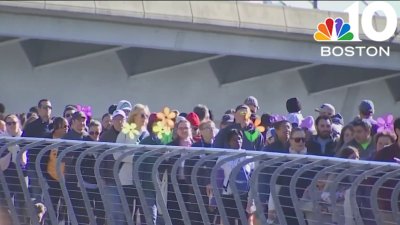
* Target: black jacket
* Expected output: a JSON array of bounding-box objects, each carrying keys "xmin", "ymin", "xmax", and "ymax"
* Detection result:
[
  {"xmin": 22, "ymin": 117, "xmax": 52, "ymax": 138},
  {"xmin": 306, "ymin": 135, "xmax": 337, "ymax": 157},
  {"xmin": 214, "ymin": 123, "xmax": 264, "ymax": 151}
]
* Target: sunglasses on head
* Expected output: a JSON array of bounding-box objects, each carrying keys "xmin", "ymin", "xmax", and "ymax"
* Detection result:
[
  {"xmin": 89, "ymin": 131, "xmax": 100, "ymax": 136},
  {"xmin": 6, "ymin": 121, "xmax": 17, "ymax": 126},
  {"xmin": 292, "ymin": 137, "xmax": 306, "ymax": 143}
]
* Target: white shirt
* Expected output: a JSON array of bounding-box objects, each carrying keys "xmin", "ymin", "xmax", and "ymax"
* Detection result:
[{"xmin": 218, "ymin": 150, "xmax": 254, "ymax": 195}]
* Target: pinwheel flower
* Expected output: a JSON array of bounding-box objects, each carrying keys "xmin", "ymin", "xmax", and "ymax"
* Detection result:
[
  {"xmin": 121, "ymin": 123, "xmax": 139, "ymax": 139},
  {"xmin": 153, "ymin": 121, "xmax": 173, "ymax": 144},
  {"xmin": 76, "ymin": 104, "xmax": 92, "ymax": 117},
  {"xmin": 153, "ymin": 121, "xmax": 171, "ymax": 139},
  {"xmin": 377, "ymin": 114, "xmax": 394, "ymax": 133},
  {"xmin": 156, "ymin": 107, "xmax": 176, "ymax": 129},
  {"xmin": 300, "ymin": 116, "xmax": 315, "ymax": 130},
  {"xmin": 254, "ymin": 117, "xmax": 266, "ymax": 133}
]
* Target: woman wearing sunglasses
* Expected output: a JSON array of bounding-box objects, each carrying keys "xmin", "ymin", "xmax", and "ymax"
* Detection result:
[
  {"xmin": 0, "ymin": 114, "xmax": 28, "ymax": 223},
  {"xmin": 88, "ymin": 120, "xmax": 102, "ymax": 142},
  {"xmin": 289, "ymin": 127, "xmax": 308, "ymax": 155},
  {"xmin": 115, "ymin": 103, "xmax": 150, "ymax": 224}
]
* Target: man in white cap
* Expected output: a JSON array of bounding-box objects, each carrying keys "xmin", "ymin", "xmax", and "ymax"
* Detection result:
[
  {"xmin": 315, "ymin": 103, "xmax": 336, "ymax": 117},
  {"xmin": 99, "ymin": 110, "xmax": 126, "ymax": 143},
  {"xmin": 116, "ymin": 100, "xmax": 132, "ymax": 118}
]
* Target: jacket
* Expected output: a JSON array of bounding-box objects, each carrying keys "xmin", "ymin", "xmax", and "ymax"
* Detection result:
[
  {"xmin": 99, "ymin": 126, "xmax": 120, "ymax": 143},
  {"xmin": 346, "ymin": 139, "xmax": 376, "ymax": 160},
  {"xmin": 306, "ymin": 135, "xmax": 338, "ymax": 157},
  {"xmin": 214, "ymin": 123, "xmax": 264, "ymax": 151},
  {"xmin": 263, "ymin": 138, "xmax": 289, "ymax": 153},
  {"xmin": 22, "ymin": 117, "xmax": 52, "ymax": 138}
]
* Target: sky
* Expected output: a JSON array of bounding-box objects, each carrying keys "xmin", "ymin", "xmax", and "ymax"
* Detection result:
[{"xmin": 248, "ymin": 1, "xmax": 400, "ymax": 17}]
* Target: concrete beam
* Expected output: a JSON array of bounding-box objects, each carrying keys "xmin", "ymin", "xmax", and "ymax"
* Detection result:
[
  {"xmin": 20, "ymin": 39, "xmax": 120, "ymax": 68},
  {"xmin": 220, "ymin": 63, "xmax": 319, "ymax": 87},
  {"xmin": 117, "ymin": 47, "xmax": 216, "ymax": 77},
  {"xmin": 300, "ymin": 64, "xmax": 400, "ymax": 95},
  {"xmin": 127, "ymin": 55, "xmax": 224, "ymax": 80},
  {"xmin": 0, "ymin": 11, "xmax": 399, "ymax": 71},
  {"xmin": 211, "ymin": 56, "xmax": 311, "ymax": 85},
  {"xmin": 0, "ymin": 37, "xmax": 25, "ymax": 47},
  {"xmin": 386, "ymin": 76, "xmax": 400, "ymax": 102},
  {"xmin": 34, "ymin": 46, "xmax": 124, "ymax": 69}
]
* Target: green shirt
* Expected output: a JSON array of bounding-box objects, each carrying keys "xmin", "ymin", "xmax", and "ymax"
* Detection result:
[{"xmin": 360, "ymin": 140, "xmax": 371, "ymax": 150}]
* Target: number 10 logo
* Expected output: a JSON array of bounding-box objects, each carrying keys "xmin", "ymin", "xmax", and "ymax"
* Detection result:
[{"xmin": 314, "ymin": 1, "xmax": 398, "ymax": 42}]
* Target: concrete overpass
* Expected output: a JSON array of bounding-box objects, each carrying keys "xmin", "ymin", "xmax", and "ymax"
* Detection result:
[{"xmin": 0, "ymin": 1, "xmax": 399, "ymax": 121}]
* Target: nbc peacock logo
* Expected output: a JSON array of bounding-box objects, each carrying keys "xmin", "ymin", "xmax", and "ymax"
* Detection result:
[{"xmin": 314, "ymin": 18, "xmax": 354, "ymax": 42}]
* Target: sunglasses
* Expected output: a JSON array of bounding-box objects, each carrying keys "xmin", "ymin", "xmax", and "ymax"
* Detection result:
[
  {"xmin": 292, "ymin": 137, "xmax": 306, "ymax": 143},
  {"xmin": 89, "ymin": 131, "xmax": 100, "ymax": 136},
  {"xmin": 238, "ymin": 111, "xmax": 248, "ymax": 115},
  {"xmin": 65, "ymin": 113, "xmax": 72, "ymax": 118},
  {"xmin": 6, "ymin": 121, "xmax": 17, "ymax": 126},
  {"xmin": 140, "ymin": 113, "xmax": 149, "ymax": 119}
]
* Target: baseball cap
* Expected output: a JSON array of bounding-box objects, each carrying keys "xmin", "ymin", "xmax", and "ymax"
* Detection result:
[
  {"xmin": 116, "ymin": 100, "xmax": 132, "ymax": 112},
  {"xmin": 112, "ymin": 110, "xmax": 126, "ymax": 119},
  {"xmin": 244, "ymin": 96, "xmax": 259, "ymax": 108},
  {"xmin": 235, "ymin": 104, "xmax": 250, "ymax": 112},
  {"xmin": 72, "ymin": 111, "xmax": 86, "ymax": 120},
  {"xmin": 315, "ymin": 103, "xmax": 336, "ymax": 115},
  {"xmin": 359, "ymin": 100, "xmax": 374, "ymax": 114},
  {"xmin": 221, "ymin": 114, "xmax": 234, "ymax": 124}
]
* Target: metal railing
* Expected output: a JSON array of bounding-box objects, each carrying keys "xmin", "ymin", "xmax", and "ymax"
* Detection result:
[{"xmin": 0, "ymin": 137, "xmax": 399, "ymax": 225}]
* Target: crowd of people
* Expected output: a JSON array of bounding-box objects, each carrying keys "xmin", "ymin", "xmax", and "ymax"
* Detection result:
[{"xmin": 0, "ymin": 96, "xmax": 399, "ymax": 225}]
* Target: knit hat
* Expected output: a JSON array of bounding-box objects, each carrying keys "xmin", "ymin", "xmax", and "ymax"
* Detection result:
[
  {"xmin": 286, "ymin": 97, "xmax": 302, "ymax": 113},
  {"xmin": 186, "ymin": 112, "xmax": 200, "ymax": 127},
  {"xmin": 359, "ymin": 100, "xmax": 374, "ymax": 115}
]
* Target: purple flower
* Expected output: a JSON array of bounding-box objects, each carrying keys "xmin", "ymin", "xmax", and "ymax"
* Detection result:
[
  {"xmin": 76, "ymin": 104, "xmax": 93, "ymax": 118},
  {"xmin": 377, "ymin": 114, "xmax": 394, "ymax": 133},
  {"xmin": 270, "ymin": 114, "xmax": 287, "ymax": 123},
  {"xmin": 300, "ymin": 116, "xmax": 314, "ymax": 130}
]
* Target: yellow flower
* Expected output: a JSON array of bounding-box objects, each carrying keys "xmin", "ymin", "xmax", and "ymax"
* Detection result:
[
  {"xmin": 156, "ymin": 107, "xmax": 176, "ymax": 129},
  {"xmin": 254, "ymin": 117, "xmax": 265, "ymax": 133},
  {"xmin": 121, "ymin": 123, "xmax": 140, "ymax": 139},
  {"xmin": 153, "ymin": 121, "xmax": 171, "ymax": 139}
]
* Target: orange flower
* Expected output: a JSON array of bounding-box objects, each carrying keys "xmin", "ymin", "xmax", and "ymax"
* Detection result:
[
  {"xmin": 156, "ymin": 107, "xmax": 176, "ymax": 129},
  {"xmin": 254, "ymin": 117, "xmax": 265, "ymax": 133}
]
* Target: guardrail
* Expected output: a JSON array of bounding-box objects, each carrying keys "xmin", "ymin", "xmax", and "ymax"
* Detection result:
[{"xmin": 0, "ymin": 137, "xmax": 399, "ymax": 225}]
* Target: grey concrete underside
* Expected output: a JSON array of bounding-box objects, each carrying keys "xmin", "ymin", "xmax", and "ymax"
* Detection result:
[{"xmin": 0, "ymin": 1, "xmax": 400, "ymax": 101}]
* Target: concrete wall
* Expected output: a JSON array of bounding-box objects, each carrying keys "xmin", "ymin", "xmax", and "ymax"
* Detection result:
[{"xmin": 1, "ymin": 42, "xmax": 399, "ymax": 123}]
